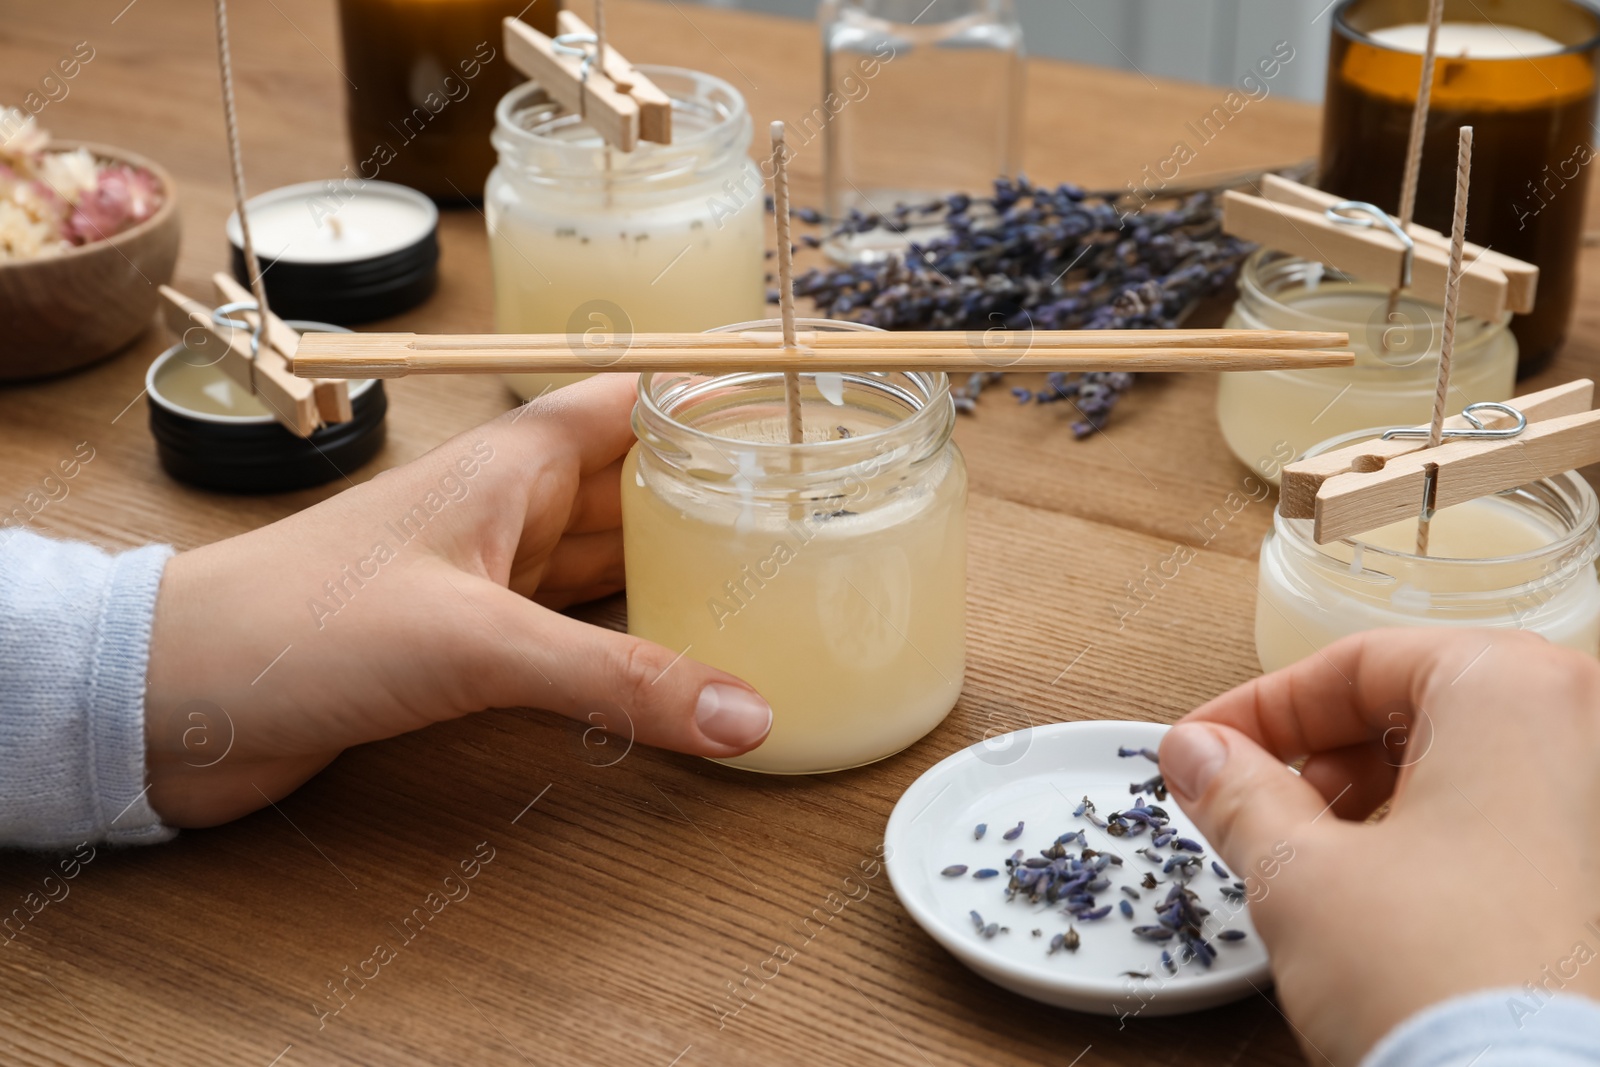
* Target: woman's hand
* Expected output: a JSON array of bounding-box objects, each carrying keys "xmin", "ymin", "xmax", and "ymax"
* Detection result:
[
  {"xmin": 143, "ymin": 375, "xmax": 772, "ymax": 827},
  {"xmin": 1161, "ymin": 628, "xmax": 1600, "ymax": 1066}
]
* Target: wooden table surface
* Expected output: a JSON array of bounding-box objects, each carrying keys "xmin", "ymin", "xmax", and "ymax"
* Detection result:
[{"xmin": 3, "ymin": 3, "xmax": 1598, "ymax": 1065}]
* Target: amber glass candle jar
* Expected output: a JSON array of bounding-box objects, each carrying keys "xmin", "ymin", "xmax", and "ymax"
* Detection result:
[
  {"xmin": 1320, "ymin": 0, "xmax": 1600, "ymax": 377},
  {"xmin": 336, "ymin": 0, "xmax": 558, "ymax": 202}
]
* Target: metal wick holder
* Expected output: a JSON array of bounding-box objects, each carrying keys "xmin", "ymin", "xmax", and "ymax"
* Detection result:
[
  {"xmin": 550, "ymin": 30, "xmax": 601, "ymax": 106},
  {"xmin": 1325, "ymin": 200, "xmax": 1416, "ymax": 290},
  {"xmin": 1378, "ymin": 401, "xmax": 1530, "ymax": 522},
  {"xmin": 210, "ymin": 300, "xmax": 266, "ymax": 356}
]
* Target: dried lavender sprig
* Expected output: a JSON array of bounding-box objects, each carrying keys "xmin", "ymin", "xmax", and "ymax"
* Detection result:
[{"xmin": 788, "ymin": 177, "xmax": 1258, "ymax": 436}]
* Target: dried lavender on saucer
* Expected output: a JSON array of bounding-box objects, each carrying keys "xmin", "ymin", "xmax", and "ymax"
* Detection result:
[
  {"xmin": 781, "ymin": 177, "xmax": 1257, "ymax": 437},
  {"xmin": 939, "ymin": 745, "xmax": 1249, "ymax": 976}
]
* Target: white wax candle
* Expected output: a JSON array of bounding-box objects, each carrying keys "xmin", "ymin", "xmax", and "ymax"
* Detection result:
[
  {"xmin": 1369, "ymin": 22, "xmax": 1567, "ymax": 59},
  {"xmin": 1256, "ymin": 494, "xmax": 1600, "ymax": 674},
  {"xmin": 227, "ymin": 180, "xmax": 437, "ymax": 263}
]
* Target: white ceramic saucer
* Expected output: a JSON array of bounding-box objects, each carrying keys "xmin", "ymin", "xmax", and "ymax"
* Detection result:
[{"xmin": 884, "ymin": 720, "xmax": 1272, "ymax": 1017}]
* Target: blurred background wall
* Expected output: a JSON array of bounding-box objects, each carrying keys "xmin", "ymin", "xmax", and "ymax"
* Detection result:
[{"xmin": 663, "ymin": 0, "xmax": 1334, "ymax": 101}]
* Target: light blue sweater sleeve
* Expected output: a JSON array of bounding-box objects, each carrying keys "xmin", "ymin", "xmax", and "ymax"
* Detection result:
[
  {"xmin": 0, "ymin": 529, "xmax": 174, "ymax": 849},
  {"xmin": 1364, "ymin": 988, "xmax": 1600, "ymax": 1067}
]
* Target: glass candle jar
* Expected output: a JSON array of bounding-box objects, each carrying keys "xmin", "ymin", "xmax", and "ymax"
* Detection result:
[
  {"xmin": 1255, "ymin": 429, "xmax": 1600, "ymax": 673},
  {"xmin": 336, "ymin": 0, "xmax": 556, "ymax": 202},
  {"xmin": 1321, "ymin": 0, "xmax": 1600, "ymax": 376},
  {"xmin": 487, "ymin": 68, "xmax": 769, "ymax": 401},
  {"xmin": 621, "ymin": 318, "xmax": 968, "ymax": 774},
  {"xmin": 819, "ymin": 0, "xmax": 1024, "ymax": 263},
  {"xmin": 1217, "ymin": 251, "xmax": 1517, "ymax": 481}
]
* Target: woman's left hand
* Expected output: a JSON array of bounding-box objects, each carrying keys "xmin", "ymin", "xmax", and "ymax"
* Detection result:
[{"xmin": 143, "ymin": 375, "xmax": 773, "ymax": 826}]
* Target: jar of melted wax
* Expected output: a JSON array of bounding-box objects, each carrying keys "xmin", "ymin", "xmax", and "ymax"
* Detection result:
[
  {"xmin": 1217, "ymin": 251, "xmax": 1517, "ymax": 481},
  {"xmin": 487, "ymin": 68, "xmax": 768, "ymax": 401},
  {"xmin": 622, "ymin": 318, "xmax": 967, "ymax": 774},
  {"xmin": 1255, "ymin": 429, "xmax": 1600, "ymax": 674}
]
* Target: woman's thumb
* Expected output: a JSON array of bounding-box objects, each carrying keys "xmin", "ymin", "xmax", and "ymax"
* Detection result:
[
  {"xmin": 480, "ymin": 590, "xmax": 774, "ymax": 758},
  {"xmin": 1160, "ymin": 722, "xmax": 1325, "ymax": 876}
]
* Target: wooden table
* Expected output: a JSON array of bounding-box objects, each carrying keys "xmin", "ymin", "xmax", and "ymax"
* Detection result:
[{"xmin": 2, "ymin": 3, "xmax": 1597, "ymax": 1065}]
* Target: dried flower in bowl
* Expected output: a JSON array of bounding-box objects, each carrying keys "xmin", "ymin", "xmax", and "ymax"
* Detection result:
[{"xmin": 0, "ymin": 109, "xmax": 164, "ymax": 262}]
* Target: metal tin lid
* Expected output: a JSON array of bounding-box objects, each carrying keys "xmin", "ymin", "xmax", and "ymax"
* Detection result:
[
  {"xmin": 146, "ymin": 321, "xmax": 387, "ymax": 493},
  {"xmin": 226, "ymin": 181, "xmax": 439, "ymax": 325}
]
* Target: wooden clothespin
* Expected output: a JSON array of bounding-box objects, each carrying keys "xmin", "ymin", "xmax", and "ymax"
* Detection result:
[
  {"xmin": 1247, "ymin": 174, "xmax": 1539, "ymax": 314},
  {"xmin": 1221, "ymin": 177, "xmax": 1533, "ymax": 324},
  {"xmin": 212, "ymin": 272, "xmax": 352, "ymax": 423},
  {"xmin": 167, "ymin": 0, "xmax": 350, "ymax": 440},
  {"xmin": 158, "ymin": 284, "xmax": 321, "ymax": 437},
  {"xmin": 1279, "ymin": 380, "xmax": 1600, "ymax": 545},
  {"xmin": 503, "ymin": 8, "xmax": 672, "ymax": 152}
]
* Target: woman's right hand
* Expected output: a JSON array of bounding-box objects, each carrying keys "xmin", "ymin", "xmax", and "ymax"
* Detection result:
[{"xmin": 1160, "ymin": 628, "xmax": 1600, "ymax": 1066}]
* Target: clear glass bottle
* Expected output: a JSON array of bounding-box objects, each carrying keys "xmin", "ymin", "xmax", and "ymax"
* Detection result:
[
  {"xmin": 486, "ymin": 67, "xmax": 769, "ymax": 400},
  {"xmin": 622, "ymin": 318, "xmax": 968, "ymax": 774},
  {"xmin": 1256, "ymin": 428, "xmax": 1600, "ymax": 674},
  {"xmin": 1217, "ymin": 250, "xmax": 1518, "ymax": 482},
  {"xmin": 820, "ymin": 0, "xmax": 1024, "ymax": 262}
]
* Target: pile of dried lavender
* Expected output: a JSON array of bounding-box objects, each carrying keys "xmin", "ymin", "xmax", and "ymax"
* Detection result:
[
  {"xmin": 782, "ymin": 178, "xmax": 1255, "ymax": 436},
  {"xmin": 943, "ymin": 746, "xmax": 1248, "ymax": 977}
]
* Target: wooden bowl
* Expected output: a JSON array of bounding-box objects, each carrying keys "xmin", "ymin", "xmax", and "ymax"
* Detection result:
[{"xmin": 0, "ymin": 141, "xmax": 180, "ymax": 381}]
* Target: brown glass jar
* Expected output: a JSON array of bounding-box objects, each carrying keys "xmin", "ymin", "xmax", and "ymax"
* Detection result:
[
  {"xmin": 1320, "ymin": 0, "xmax": 1600, "ymax": 377},
  {"xmin": 335, "ymin": 0, "xmax": 558, "ymax": 203}
]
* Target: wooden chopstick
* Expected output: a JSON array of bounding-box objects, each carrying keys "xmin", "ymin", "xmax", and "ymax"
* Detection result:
[{"xmin": 292, "ymin": 329, "xmax": 1353, "ymax": 378}]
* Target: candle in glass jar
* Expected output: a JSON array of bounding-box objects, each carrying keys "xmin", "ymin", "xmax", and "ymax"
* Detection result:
[
  {"xmin": 1217, "ymin": 252, "xmax": 1516, "ymax": 480},
  {"xmin": 336, "ymin": 0, "xmax": 555, "ymax": 201},
  {"xmin": 1255, "ymin": 433, "xmax": 1600, "ymax": 674},
  {"xmin": 1367, "ymin": 23, "xmax": 1566, "ymax": 58},
  {"xmin": 621, "ymin": 322, "xmax": 967, "ymax": 775},
  {"xmin": 487, "ymin": 70, "xmax": 768, "ymax": 400},
  {"xmin": 1321, "ymin": 0, "xmax": 1600, "ymax": 376}
]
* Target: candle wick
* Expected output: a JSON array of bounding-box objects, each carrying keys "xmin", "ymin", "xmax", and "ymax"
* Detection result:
[{"xmin": 328, "ymin": 214, "xmax": 343, "ymax": 239}]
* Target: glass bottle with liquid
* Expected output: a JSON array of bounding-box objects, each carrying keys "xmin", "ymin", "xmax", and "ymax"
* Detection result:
[
  {"xmin": 336, "ymin": 0, "xmax": 558, "ymax": 202},
  {"xmin": 819, "ymin": 0, "xmax": 1024, "ymax": 262}
]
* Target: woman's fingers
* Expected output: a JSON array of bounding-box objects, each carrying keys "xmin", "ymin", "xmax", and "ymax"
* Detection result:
[
  {"xmin": 524, "ymin": 530, "xmax": 625, "ymax": 607},
  {"xmin": 1184, "ymin": 628, "xmax": 1510, "ymax": 762},
  {"xmin": 1159, "ymin": 722, "xmax": 1328, "ymax": 882},
  {"xmin": 1298, "ymin": 741, "xmax": 1399, "ymax": 821},
  {"xmin": 467, "ymin": 581, "xmax": 772, "ymax": 757},
  {"xmin": 499, "ymin": 374, "xmax": 641, "ymax": 477},
  {"xmin": 563, "ymin": 458, "xmax": 625, "ymax": 535}
]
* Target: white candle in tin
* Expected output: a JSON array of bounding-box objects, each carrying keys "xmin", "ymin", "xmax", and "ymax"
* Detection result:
[{"xmin": 228, "ymin": 180, "xmax": 437, "ymax": 263}]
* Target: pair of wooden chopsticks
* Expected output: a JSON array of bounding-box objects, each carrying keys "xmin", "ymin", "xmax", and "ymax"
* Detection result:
[{"xmin": 291, "ymin": 328, "xmax": 1353, "ymax": 378}]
